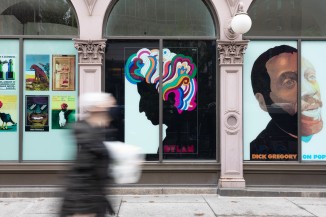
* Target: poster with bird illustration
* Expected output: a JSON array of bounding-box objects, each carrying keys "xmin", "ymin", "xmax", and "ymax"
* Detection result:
[
  {"xmin": 0, "ymin": 95, "xmax": 17, "ymax": 132},
  {"xmin": 25, "ymin": 55, "xmax": 50, "ymax": 91},
  {"xmin": 51, "ymin": 95, "xmax": 76, "ymax": 129}
]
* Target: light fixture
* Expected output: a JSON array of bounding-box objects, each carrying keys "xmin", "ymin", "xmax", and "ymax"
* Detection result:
[{"xmin": 225, "ymin": 2, "xmax": 252, "ymax": 40}]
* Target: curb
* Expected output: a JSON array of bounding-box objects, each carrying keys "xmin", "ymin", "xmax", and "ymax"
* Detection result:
[
  {"xmin": 1, "ymin": 186, "xmax": 326, "ymax": 198},
  {"xmin": 218, "ymin": 187, "xmax": 326, "ymax": 197}
]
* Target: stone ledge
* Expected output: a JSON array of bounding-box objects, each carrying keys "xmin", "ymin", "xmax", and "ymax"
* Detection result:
[
  {"xmin": 1, "ymin": 186, "xmax": 326, "ymax": 198},
  {"xmin": 218, "ymin": 187, "xmax": 326, "ymax": 197},
  {"xmin": 0, "ymin": 187, "xmax": 217, "ymax": 198}
]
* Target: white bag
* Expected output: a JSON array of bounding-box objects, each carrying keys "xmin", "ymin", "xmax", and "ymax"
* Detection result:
[{"xmin": 103, "ymin": 141, "xmax": 144, "ymax": 184}]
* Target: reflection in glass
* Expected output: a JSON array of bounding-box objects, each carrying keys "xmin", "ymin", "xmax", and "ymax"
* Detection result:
[
  {"xmin": 249, "ymin": 45, "xmax": 298, "ymax": 161},
  {"xmin": 163, "ymin": 41, "xmax": 216, "ymax": 159},
  {"xmin": 0, "ymin": 0, "xmax": 78, "ymax": 35},
  {"xmin": 106, "ymin": 40, "xmax": 216, "ymax": 160},
  {"xmin": 247, "ymin": 0, "xmax": 326, "ymax": 36},
  {"xmin": 105, "ymin": 0, "xmax": 216, "ymax": 37}
]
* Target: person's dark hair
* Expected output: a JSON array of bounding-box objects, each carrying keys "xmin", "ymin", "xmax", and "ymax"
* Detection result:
[{"xmin": 251, "ymin": 45, "xmax": 297, "ymax": 102}]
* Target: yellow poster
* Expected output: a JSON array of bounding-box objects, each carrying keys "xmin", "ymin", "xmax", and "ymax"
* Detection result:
[{"xmin": 0, "ymin": 95, "xmax": 17, "ymax": 132}]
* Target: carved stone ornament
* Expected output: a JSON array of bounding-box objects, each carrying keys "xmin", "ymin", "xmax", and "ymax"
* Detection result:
[
  {"xmin": 226, "ymin": 0, "xmax": 240, "ymax": 17},
  {"xmin": 217, "ymin": 40, "xmax": 249, "ymax": 65},
  {"xmin": 224, "ymin": 109, "xmax": 240, "ymax": 135},
  {"xmin": 84, "ymin": 0, "xmax": 97, "ymax": 15},
  {"xmin": 74, "ymin": 39, "xmax": 106, "ymax": 64}
]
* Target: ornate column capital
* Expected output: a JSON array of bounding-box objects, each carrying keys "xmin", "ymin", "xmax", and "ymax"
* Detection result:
[
  {"xmin": 217, "ymin": 40, "xmax": 249, "ymax": 65},
  {"xmin": 73, "ymin": 39, "xmax": 107, "ymax": 65}
]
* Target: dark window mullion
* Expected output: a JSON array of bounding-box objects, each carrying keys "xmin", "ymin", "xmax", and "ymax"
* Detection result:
[
  {"xmin": 19, "ymin": 37, "xmax": 24, "ymax": 163},
  {"xmin": 159, "ymin": 38, "xmax": 163, "ymax": 162}
]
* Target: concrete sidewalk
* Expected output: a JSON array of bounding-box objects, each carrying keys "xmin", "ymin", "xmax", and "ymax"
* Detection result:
[{"xmin": 1, "ymin": 195, "xmax": 326, "ymax": 217}]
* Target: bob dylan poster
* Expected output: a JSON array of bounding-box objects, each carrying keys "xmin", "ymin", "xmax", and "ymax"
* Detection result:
[
  {"xmin": 25, "ymin": 95, "xmax": 49, "ymax": 132},
  {"xmin": 25, "ymin": 55, "xmax": 50, "ymax": 91},
  {"xmin": 0, "ymin": 95, "xmax": 17, "ymax": 132},
  {"xmin": 52, "ymin": 55, "xmax": 75, "ymax": 91},
  {"xmin": 0, "ymin": 55, "xmax": 17, "ymax": 90},
  {"xmin": 124, "ymin": 47, "xmax": 199, "ymax": 155},
  {"xmin": 51, "ymin": 95, "xmax": 76, "ymax": 129}
]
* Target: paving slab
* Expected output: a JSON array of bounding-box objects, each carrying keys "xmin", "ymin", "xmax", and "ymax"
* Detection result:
[
  {"xmin": 204, "ymin": 195, "xmax": 314, "ymax": 217},
  {"xmin": 121, "ymin": 195, "xmax": 206, "ymax": 203},
  {"xmin": 118, "ymin": 202, "xmax": 215, "ymax": 217},
  {"xmin": 288, "ymin": 197, "xmax": 326, "ymax": 205},
  {"xmin": 24, "ymin": 198, "xmax": 61, "ymax": 214},
  {"xmin": 0, "ymin": 198, "xmax": 34, "ymax": 217}
]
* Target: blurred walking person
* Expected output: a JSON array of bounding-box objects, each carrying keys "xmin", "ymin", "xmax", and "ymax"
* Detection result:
[{"xmin": 60, "ymin": 92, "xmax": 117, "ymax": 217}]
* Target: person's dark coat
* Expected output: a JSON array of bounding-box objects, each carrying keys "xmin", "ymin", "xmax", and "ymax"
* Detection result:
[{"xmin": 60, "ymin": 120, "xmax": 115, "ymax": 217}]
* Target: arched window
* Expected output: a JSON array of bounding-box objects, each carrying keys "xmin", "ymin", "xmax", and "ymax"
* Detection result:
[
  {"xmin": 0, "ymin": 0, "xmax": 78, "ymax": 35},
  {"xmin": 246, "ymin": 0, "xmax": 326, "ymax": 37},
  {"xmin": 105, "ymin": 0, "xmax": 217, "ymax": 37},
  {"xmin": 104, "ymin": 0, "xmax": 218, "ymax": 161}
]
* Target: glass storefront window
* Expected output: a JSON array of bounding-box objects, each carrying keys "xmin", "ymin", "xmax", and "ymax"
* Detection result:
[
  {"xmin": 243, "ymin": 41, "xmax": 298, "ymax": 161},
  {"xmin": 301, "ymin": 41, "xmax": 326, "ymax": 161},
  {"xmin": 244, "ymin": 40, "xmax": 326, "ymax": 162},
  {"xmin": 23, "ymin": 40, "xmax": 78, "ymax": 160},
  {"xmin": 0, "ymin": 0, "xmax": 78, "ymax": 35},
  {"xmin": 162, "ymin": 40, "xmax": 216, "ymax": 159},
  {"xmin": 0, "ymin": 39, "xmax": 19, "ymax": 160},
  {"xmin": 105, "ymin": 40, "xmax": 216, "ymax": 160},
  {"xmin": 105, "ymin": 0, "xmax": 216, "ymax": 37}
]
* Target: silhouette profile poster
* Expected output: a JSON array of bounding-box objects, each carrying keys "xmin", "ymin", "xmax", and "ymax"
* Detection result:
[
  {"xmin": 52, "ymin": 55, "xmax": 75, "ymax": 91},
  {"xmin": 124, "ymin": 47, "xmax": 198, "ymax": 154},
  {"xmin": 0, "ymin": 95, "xmax": 17, "ymax": 132},
  {"xmin": 51, "ymin": 95, "xmax": 76, "ymax": 129},
  {"xmin": 25, "ymin": 55, "xmax": 50, "ymax": 91},
  {"xmin": 25, "ymin": 95, "xmax": 49, "ymax": 132},
  {"xmin": 0, "ymin": 55, "xmax": 17, "ymax": 90}
]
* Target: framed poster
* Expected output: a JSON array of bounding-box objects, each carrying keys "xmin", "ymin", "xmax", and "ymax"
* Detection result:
[
  {"xmin": 25, "ymin": 95, "xmax": 49, "ymax": 132},
  {"xmin": 51, "ymin": 95, "xmax": 76, "ymax": 129},
  {"xmin": 25, "ymin": 54, "xmax": 50, "ymax": 91},
  {"xmin": 52, "ymin": 55, "xmax": 75, "ymax": 91},
  {"xmin": 0, "ymin": 95, "xmax": 17, "ymax": 132},
  {"xmin": 0, "ymin": 55, "xmax": 17, "ymax": 90}
]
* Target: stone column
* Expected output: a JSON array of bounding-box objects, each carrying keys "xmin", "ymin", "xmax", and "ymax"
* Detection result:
[
  {"xmin": 217, "ymin": 40, "xmax": 249, "ymax": 188},
  {"xmin": 73, "ymin": 39, "xmax": 106, "ymax": 113}
]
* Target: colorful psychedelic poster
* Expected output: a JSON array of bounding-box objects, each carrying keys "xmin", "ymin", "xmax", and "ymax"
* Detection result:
[
  {"xmin": 25, "ymin": 55, "xmax": 50, "ymax": 91},
  {"xmin": 0, "ymin": 55, "xmax": 17, "ymax": 90},
  {"xmin": 0, "ymin": 95, "xmax": 17, "ymax": 132},
  {"xmin": 124, "ymin": 47, "xmax": 198, "ymax": 155},
  {"xmin": 25, "ymin": 95, "xmax": 49, "ymax": 132},
  {"xmin": 52, "ymin": 55, "xmax": 75, "ymax": 91},
  {"xmin": 51, "ymin": 95, "xmax": 76, "ymax": 129},
  {"xmin": 243, "ymin": 41, "xmax": 298, "ymax": 161},
  {"xmin": 301, "ymin": 42, "xmax": 326, "ymax": 161}
]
